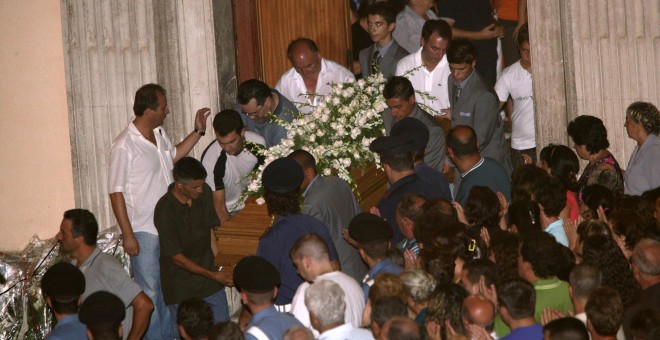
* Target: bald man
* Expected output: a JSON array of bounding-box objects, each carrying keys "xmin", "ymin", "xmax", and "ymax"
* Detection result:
[
  {"xmin": 276, "ymin": 38, "xmax": 354, "ymax": 114},
  {"xmin": 446, "ymin": 125, "xmax": 511, "ymax": 205},
  {"xmin": 462, "ymin": 295, "xmax": 496, "ymax": 335}
]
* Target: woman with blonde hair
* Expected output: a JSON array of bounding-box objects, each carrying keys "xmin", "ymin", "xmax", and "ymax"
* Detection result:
[{"xmin": 400, "ymin": 269, "xmax": 437, "ymax": 325}]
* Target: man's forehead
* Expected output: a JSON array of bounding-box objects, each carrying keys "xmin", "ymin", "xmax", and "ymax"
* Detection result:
[{"xmin": 367, "ymin": 14, "xmax": 386, "ymax": 22}]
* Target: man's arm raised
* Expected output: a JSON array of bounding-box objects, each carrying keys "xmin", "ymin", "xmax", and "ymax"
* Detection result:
[{"xmin": 174, "ymin": 108, "xmax": 211, "ymax": 162}]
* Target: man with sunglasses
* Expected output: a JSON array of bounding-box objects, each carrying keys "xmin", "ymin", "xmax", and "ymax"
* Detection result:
[{"xmin": 237, "ymin": 79, "xmax": 298, "ymax": 148}]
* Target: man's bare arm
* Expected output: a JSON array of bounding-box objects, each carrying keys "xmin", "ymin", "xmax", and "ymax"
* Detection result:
[
  {"xmin": 174, "ymin": 108, "xmax": 211, "ymax": 162},
  {"xmin": 109, "ymin": 192, "xmax": 139, "ymax": 256},
  {"xmin": 127, "ymin": 292, "xmax": 154, "ymax": 340},
  {"xmin": 212, "ymin": 190, "xmax": 231, "ymax": 224}
]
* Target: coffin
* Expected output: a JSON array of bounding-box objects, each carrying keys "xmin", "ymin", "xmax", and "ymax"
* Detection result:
[{"xmin": 214, "ymin": 164, "xmax": 388, "ymax": 268}]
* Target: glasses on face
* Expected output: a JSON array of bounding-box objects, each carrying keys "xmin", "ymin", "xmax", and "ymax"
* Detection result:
[{"xmin": 243, "ymin": 105, "xmax": 263, "ymax": 118}]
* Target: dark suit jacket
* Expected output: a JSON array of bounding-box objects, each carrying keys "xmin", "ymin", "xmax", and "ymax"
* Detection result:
[
  {"xmin": 359, "ymin": 40, "xmax": 410, "ymax": 79},
  {"xmin": 448, "ymin": 71, "xmax": 511, "ymax": 173}
]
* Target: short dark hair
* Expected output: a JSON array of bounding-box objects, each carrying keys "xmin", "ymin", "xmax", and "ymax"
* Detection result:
[
  {"xmin": 213, "ymin": 109, "xmax": 244, "ymax": 137},
  {"xmin": 516, "ymin": 23, "xmax": 529, "ymax": 46},
  {"xmin": 133, "ymin": 83, "xmax": 166, "ymax": 116},
  {"xmin": 263, "ymin": 186, "xmax": 301, "ymax": 216},
  {"xmin": 359, "ymin": 239, "xmax": 390, "ymax": 260},
  {"xmin": 288, "ymin": 149, "xmax": 318, "ymax": 175},
  {"xmin": 414, "ymin": 198, "xmax": 457, "ymax": 247},
  {"xmin": 380, "ymin": 151, "xmax": 415, "ymax": 172},
  {"xmin": 173, "ymin": 157, "xmax": 207, "ymax": 182},
  {"xmin": 567, "ymin": 115, "xmax": 610, "ymax": 154},
  {"xmin": 497, "ymin": 279, "xmax": 535, "ymax": 319},
  {"xmin": 177, "ymin": 298, "xmax": 214, "ymax": 339},
  {"xmin": 421, "ymin": 19, "xmax": 452, "ymax": 42},
  {"xmin": 520, "ymin": 231, "xmax": 561, "ymax": 279},
  {"xmin": 237, "ymin": 79, "xmax": 272, "ymax": 106},
  {"xmin": 290, "ymin": 233, "xmax": 330, "ymax": 262},
  {"xmin": 208, "ymin": 321, "xmax": 244, "ymax": 340},
  {"xmin": 447, "ymin": 125, "xmax": 479, "ymax": 158},
  {"xmin": 630, "ymin": 308, "xmax": 660, "ymax": 340},
  {"xmin": 490, "ymin": 231, "xmax": 521, "ymax": 283},
  {"xmin": 371, "ymin": 296, "xmax": 408, "ymax": 327},
  {"xmin": 544, "ymin": 317, "xmax": 589, "ymax": 340},
  {"xmin": 585, "ymin": 287, "xmax": 623, "ymax": 337},
  {"xmin": 367, "ymin": 1, "xmax": 397, "ymax": 24},
  {"xmin": 533, "ymin": 177, "xmax": 567, "ymax": 217},
  {"xmin": 463, "ymin": 258, "xmax": 499, "ymax": 288},
  {"xmin": 286, "ymin": 38, "xmax": 319, "ymax": 60},
  {"xmin": 568, "ymin": 263, "xmax": 602, "ymax": 300},
  {"xmin": 64, "ymin": 209, "xmax": 98, "ymax": 246},
  {"xmin": 446, "ymin": 38, "xmax": 477, "ymax": 64},
  {"xmin": 511, "ymin": 164, "xmax": 550, "ymax": 202},
  {"xmin": 41, "ymin": 262, "xmax": 85, "ymax": 315},
  {"xmin": 383, "ymin": 76, "xmax": 415, "ymax": 100},
  {"xmin": 385, "ymin": 316, "xmax": 422, "ymax": 340},
  {"xmin": 397, "ymin": 194, "xmax": 425, "ymax": 221}
]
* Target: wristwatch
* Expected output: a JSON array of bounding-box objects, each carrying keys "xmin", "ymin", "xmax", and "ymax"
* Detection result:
[{"xmin": 194, "ymin": 128, "xmax": 205, "ymax": 136}]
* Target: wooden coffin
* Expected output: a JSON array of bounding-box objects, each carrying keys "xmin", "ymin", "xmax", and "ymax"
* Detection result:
[{"xmin": 214, "ymin": 164, "xmax": 387, "ymax": 268}]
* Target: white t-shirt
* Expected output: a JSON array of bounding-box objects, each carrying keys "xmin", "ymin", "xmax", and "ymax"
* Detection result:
[
  {"xmin": 275, "ymin": 58, "xmax": 355, "ymax": 114},
  {"xmin": 200, "ymin": 131, "xmax": 265, "ymax": 212},
  {"xmin": 395, "ymin": 47, "xmax": 451, "ymax": 114},
  {"xmin": 108, "ymin": 123, "xmax": 175, "ymax": 235},
  {"xmin": 290, "ymin": 271, "xmax": 365, "ymax": 337},
  {"xmin": 494, "ymin": 60, "xmax": 536, "ymax": 150}
]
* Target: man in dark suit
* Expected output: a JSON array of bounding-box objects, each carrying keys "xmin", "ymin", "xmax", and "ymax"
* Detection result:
[
  {"xmin": 446, "ymin": 38, "xmax": 511, "ymax": 174},
  {"xmin": 287, "ymin": 149, "xmax": 367, "ymax": 282},
  {"xmin": 359, "ymin": 2, "xmax": 409, "ymax": 79}
]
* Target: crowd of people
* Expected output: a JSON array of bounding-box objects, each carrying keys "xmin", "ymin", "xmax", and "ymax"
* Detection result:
[{"xmin": 40, "ymin": 0, "xmax": 660, "ymax": 339}]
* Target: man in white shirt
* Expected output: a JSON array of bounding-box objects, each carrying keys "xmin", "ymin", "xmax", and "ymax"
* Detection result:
[
  {"xmin": 108, "ymin": 83, "xmax": 210, "ymax": 339},
  {"xmin": 201, "ymin": 110, "xmax": 265, "ymax": 223},
  {"xmin": 275, "ymin": 38, "xmax": 355, "ymax": 114},
  {"xmin": 290, "ymin": 234, "xmax": 365, "ymax": 337},
  {"xmin": 494, "ymin": 24, "xmax": 535, "ymax": 170},
  {"xmin": 395, "ymin": 19, "xmax": 453, "ymax": 116}
]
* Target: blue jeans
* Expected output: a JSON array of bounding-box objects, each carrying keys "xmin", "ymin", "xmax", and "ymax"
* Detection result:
[
  {"xmin": 168, "ymin": 289, "xmax": 230, "ymax": 337},
  {"xmin": 131, "ymin": 232, "xmax": 175, "ymax": 340}
]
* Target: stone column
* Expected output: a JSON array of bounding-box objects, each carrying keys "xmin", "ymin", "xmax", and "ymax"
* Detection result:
[{"xmin": 529, "ymin": 0, "xmax": 660, "ymax": 164}]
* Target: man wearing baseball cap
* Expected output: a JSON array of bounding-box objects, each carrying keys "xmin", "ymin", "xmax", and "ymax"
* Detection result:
[
  {"xmin": 41, "ymin": 262, "xmax": 87, "ymax": 339},
  {"xmin": 234, "ymin": 256, "xmax": 302, "ymax": 340},
  {"xmin": 256, "ymin": 157, "xmax": 340, "ymax": 311},
  {"xmin": 348, "ymin": 212, "xmax": 403, "ymax": 301}
]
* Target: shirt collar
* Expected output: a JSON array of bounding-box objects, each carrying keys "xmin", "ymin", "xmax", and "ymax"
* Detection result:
[
  {"xmin": 302, "ymin": 175, "xmax": 320, "ymax": 197},
  {"xmin": 460, "ymin": 157, "xmax": 484, "ymax": 177}
]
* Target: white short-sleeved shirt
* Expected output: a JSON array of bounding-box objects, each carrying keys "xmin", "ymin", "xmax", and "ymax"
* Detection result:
[
  {"xmin": 290, "ymin": 271, "xmax": 365, "ymax": 337},
  {"xmin": 395, "ymin": 47, "xmax": 451, "ymax": 114},
  {"xmin": 275, "ymin": 58, "xmax": 355, "ymax": 114},
  {"xmin": 200, "ymin": 131, "xmax": 265, "ymax": 212},
  {"xmin": 393, "ymin": 5, "xmax": 439, "ymax": 54},
  {"xmin": 108, "ymin": 122, "xmax": 175, "ymax": 235},
  {"xmin": 494, "ymin": 61, "xmax": 536, "ymax": 150}
]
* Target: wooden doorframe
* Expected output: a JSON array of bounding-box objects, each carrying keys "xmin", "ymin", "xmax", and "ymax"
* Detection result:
[{"xmin": 232, "ymin": 0, "xmax": 262, "ymax": 83}]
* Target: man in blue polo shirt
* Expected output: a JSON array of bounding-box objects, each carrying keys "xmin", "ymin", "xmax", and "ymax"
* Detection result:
[{"xmin": 42, "ymin": 262, "xmax": 87, "ymax": 340}]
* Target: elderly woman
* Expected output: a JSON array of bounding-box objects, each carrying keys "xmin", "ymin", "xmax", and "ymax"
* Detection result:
[
  {"xmin": 567, "ymin": 115, "xmax": 624, "ymax": 199},
  {"xmin": 623, "ymin": 101, "xmax": 660, "ymax": 195},
  {"xmin": 400, "ymin": 269, "xmax": 437, "ymax": 325}
]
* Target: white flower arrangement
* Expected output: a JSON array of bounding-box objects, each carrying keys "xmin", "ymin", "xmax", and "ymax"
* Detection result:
[{"xmin": 242, "ymin": 72, "xmax": 388, "ymax": 204}]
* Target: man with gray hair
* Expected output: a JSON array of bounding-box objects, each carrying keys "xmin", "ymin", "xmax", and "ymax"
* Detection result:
[
  {"xmin": 623, "ymin": 238, "xmax": 660, "ymax": 339},
  {"xmin": 305, "ymin": 280, "xmax": 374, "ymax": 339},
  {"xmin": 568, "ymin": 264, "xmax": 603, "ymax": 328}
]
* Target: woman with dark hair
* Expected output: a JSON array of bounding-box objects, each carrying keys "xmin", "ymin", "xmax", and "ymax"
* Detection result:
[
  {"xmin": 507, "ymin": 199, "xmax": 541, "ymax": 235},
  {"xmin": 574, "ymin": 219, "xmax": 612, "ymax": 260},
  {"xmin": 426, "ymin": 283, "xmax": 469, "ymax": 340},
  {"xmin": 567, "ymin": 115, "xmax": 624, "ymax": 198},
  {"xmin": 464, "ymin": 186, "xmax": 502, "ymax": 235},
  {"xmin": 608, "ymin": 208, "xmax": 648, "ymax": 260},
  {"xmin": 539, "ymin": 144, "xmax": 581, "ymax": 221},
  {"xmin": 488, "ymin": 231, "xmax": 520, "ymax": 283},
  {"xmin": 581, "ymin": 235, "xmax": 640, "ymax": 308},
  {"xmin": 579, "ymin": 184, "xmax": 615, "ymax": 222},
  {"xmin": 510, "ymin": 164, "xmax": 549, "ymax": 203},
  {"xmin": 623, "ymin": 101, "xmax": 660, "ymax": 195},
  {"xmin": 424, "ymin": 221, "xmax": 485, "ymax": 283}
]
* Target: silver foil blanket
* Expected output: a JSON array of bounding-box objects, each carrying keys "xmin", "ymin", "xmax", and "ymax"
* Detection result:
[{"xmin": 0, "ymin": 227, "xmax": 129, "ymax": 339}]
